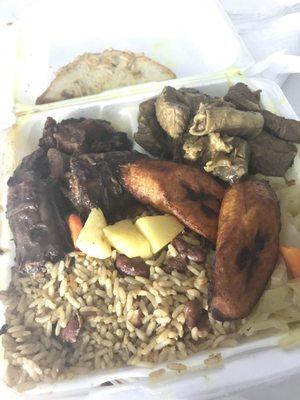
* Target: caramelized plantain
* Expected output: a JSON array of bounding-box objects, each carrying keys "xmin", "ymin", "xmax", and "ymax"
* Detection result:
[
  {"xmin": 121, "ymin": 159, "xmax": 225, "ymax": 243},
  {"xmin": 209, "ymin": 178, "xmax": 280, "ymax": 320}
]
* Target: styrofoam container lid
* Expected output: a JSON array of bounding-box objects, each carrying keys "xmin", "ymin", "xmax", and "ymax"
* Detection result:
[{"xmin": 0, "ymin": 0, "xmax": 253, "ymax": 117}]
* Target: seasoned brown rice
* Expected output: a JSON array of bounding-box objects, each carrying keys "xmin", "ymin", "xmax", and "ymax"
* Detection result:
[{"xmin": 0, "ymin": 231, "xmax": 243, "ymax": 390}]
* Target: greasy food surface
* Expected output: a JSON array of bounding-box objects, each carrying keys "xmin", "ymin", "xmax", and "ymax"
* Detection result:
[
  {"xmin": 65, "ymin": 151, "xmax": 137, "ymax": 220},
  {"xmin": 6, "ymin": 117, "xmax": 136, "ymax": 274},
  {"xmin": 7, "ymin": 176, "xmax": 72, "ymax": 275},
  {"xmin": 209, "ymin": 178, "xmax": 280, "ymax": 320},
  {"xmin": 40, "ymin": 117, "xmax": 132, "ymax": 155},
  {"xmin": 121, "ymin": 159, "xmax": 225, "ymax": 243}
]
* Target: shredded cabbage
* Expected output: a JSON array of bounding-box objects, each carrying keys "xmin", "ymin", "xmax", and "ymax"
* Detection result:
[
  {"xmin": 270, "ymin": 257, "xmax": 288, "ymax": 288},
  {"xmin": 263, "ymin": 176, "xmax": 287, "ymax": 191},
  {"xmin": 256, "ymin": 286, "xmax": 293, "ymax": 315},
  {"xmin": 293, "ymin": 214, "xmax": 300, "ymax": 232},
  {"xmin": 276, "ymin": 185, "xmax": 300, "ymax": 217},
  {"xmin": 236, "ymin": 182, "xmax": 300, "ymax": 345},
  {"xmin": 279, "ymin": 327, "xmax": 300, "ymax": 349},
  {"xmin": 239, "ymin": 259, "xmax": 300, "ymax": 342},
  {"xmin": 274, "ymin": 184, "xmax": 300, "ymax": 247}
]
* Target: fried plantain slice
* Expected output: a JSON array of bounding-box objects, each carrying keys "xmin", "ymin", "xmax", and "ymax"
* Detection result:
[
  {"xmin": 209, "ymin": 178, "xmax": 280, "ymax": 320},
  {"xmin": 121, "ymin": 159, "xmax": 225, "ymax": 243}
]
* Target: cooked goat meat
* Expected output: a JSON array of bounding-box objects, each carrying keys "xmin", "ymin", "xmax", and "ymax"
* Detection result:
[
  {"xmin": 135, "ymin": 89, "xmax": 211, "ymax": 160},
  {"xmin": 10, "ymin": 148, "xmax": 50, "ymax": 183},
  {"xmin": 179, "ymin": 87, "xmax": 212, "ymax": 114},
  {"xmin": 224, "ymin": 82, "xmax": 261, "ymax": 111},
  {"xmin": 40, "ymin": 117, "xmax": 132, "ymax": 154},
  {"xmin": 183, "ymin": 132, "xmax": 249, "ymax": 183},
  {"xmin": 7, "ymin": 175, "xmax": 73, "ymax": 275},
  {"xmin": 248, "ymin": 131, "xmax": 297, "ymax": 176},
  {"xmin": 65, "ymin": 151, "xmax": 138, "ymax": 220},
  {"xmin": 190, "ymin": 100, "xmax": 264, "ymax": 139},
  {"xmin": 47, "ymin": 148, "xmax": 70, "ymax": 181},
  {"xmin": 208, "ymin": 132, "xmax": 233, "ymax": 154},
  {"xmin": 121, "ymin": 159, "xmax": 225, "ymax": 243},
  {"xmin": 225, "ymin": 83, "xmax": 300, "ymax": 143},
  {"xmin": 262, "ymin": 110, "xmax": 300, "ymax": 143},
  {"xmin": 183, "ymin": 135, "xmax": 211, "ymax": 165},
  {"xmin": 204, "ymin": 136, "xmax": 250, "ymax": 183},
  {"xmin": 209, "ymin": 178, "xmax": 280, "ymax": 320},
  {"xmin": 50, "ymin": 178, "xmax": 75, "ymax": 218},
  {"xmin": 155, "ymin": 86, "xmax": 191, "ymax": 139},
  {"xmin": 134, "ymin": 98, "xmax": 172, "ymax": 158}
]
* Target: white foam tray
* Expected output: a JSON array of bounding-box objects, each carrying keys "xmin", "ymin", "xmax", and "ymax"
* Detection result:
[{"xmin": 1, "ymin": 74, "xmax": 300, "ymax": 399}]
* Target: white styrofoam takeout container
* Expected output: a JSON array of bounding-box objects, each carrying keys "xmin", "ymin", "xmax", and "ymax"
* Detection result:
[
  {"xmin": 1, "ymin": 1, "xmax": 300, "ymax": 399},
  {"xmin": 2, "ymin": 75, "xmax": 300, "ymax": 400}
]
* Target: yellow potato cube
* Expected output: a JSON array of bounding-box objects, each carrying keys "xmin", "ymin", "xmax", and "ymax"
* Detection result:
[
  {"xmin": 103, "ymin": 219, "xmax": 152, "ymax": 259},
  {"xmin": 76, "ymin": 208, "xmax": 111, "ymax": 259},
  {"xmin": 135, "ymin": 214, "xmax": 184, "ymax": 253},
  {"xmin": 87, "ymin": 207, "xmax": 107, "ymax": 229}
]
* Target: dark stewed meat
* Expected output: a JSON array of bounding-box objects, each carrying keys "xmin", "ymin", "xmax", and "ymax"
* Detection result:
[
  {"xmin": 248, "ymin": 131, "xmax": 297, "ymax": 176},
  {"xmin": 155, "ymin": 86, "xmax": 191, "ymax": 140},
  {"xmin": 262, "ymin": 110, "xmax": 300, "ymax": 143},
  {"xmin": 7, "ymin": 116, "xmax": 136, "ymax": 275},
  {"xmin": 224, "ymin": 82, "xmax": 261, "ymax": 112},
  {"xmin": 134, "ymin": 97, "xmax": 173, "ymax": 159},
  {"xmin": 47, "ymin": 148, "xmax": 70, "ymax": 181},
  {"xmin": 64, "ymin": 151, "xmax": 139, "ymax": 221},
  {"xmin": 7, "ymin": 173, "xmax": 73, "ymax": 275},
  {"xmin": 11, "ymin": 148, "xmax": 50, "ymax": 182},
  {"xmin": 40, "ymin": 117, "xmax": 132, "ymax": 155},
  {"xmin": 225, "ymin": 83, "xmax": 300, "ymax": 143}
]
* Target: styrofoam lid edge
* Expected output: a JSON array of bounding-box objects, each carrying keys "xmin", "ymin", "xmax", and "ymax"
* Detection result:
[{"xmin": 14, "ymin": 68, "xmax": 243, "ymax": 118}]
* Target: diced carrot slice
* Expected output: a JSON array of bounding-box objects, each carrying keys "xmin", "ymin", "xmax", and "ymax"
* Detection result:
[{"xmin": 67, "ymin": 214, "xmax": 83, "ymax": 247}]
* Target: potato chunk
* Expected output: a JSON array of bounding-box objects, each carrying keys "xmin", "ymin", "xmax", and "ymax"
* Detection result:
[
  {"xmin": 135, "ymin": 214, "xmax": 183, "ymax": 253},
  {"xmin": 76, "ymin": 208, "xmax": 111, "ymax": 259},
  {"xmin": 103, "ymin": 220, "xmax": 152, "ymax": 259}
]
